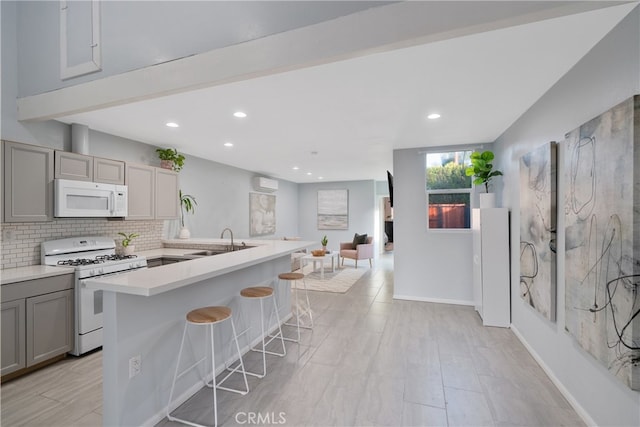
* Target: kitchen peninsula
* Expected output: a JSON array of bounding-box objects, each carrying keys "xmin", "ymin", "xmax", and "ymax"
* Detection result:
[{"xmin": 86, "ymin": 238, "xmax": 314, "ymax": 427}]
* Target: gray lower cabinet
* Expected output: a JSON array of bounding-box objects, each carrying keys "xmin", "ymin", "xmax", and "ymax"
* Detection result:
[
  {"xmin": 1, "ymin": 299, "xmax": 26, "ymax": 376},
  {"xmin": 1, "ymin": 274, "xmax": 74, "ymax": 377},
  {"xmin": 3, "ymin": 141, "xmax": 54, "ymax": 222},
  {"xmin": 26, "ymin": 290, "xmax": 74, "ymax": 366}
]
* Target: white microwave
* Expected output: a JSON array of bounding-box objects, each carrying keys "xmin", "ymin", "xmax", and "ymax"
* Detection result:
[{"xmin": 54, "ymin": 179, "xmax": 128, "ymax": 217}]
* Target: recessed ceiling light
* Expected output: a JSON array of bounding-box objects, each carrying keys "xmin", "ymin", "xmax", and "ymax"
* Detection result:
[
  {"xmin": 306, "ymin": 172, "xmax": 312, "ymax": 176},
  {"xmin": 166, "ymin": 122, "xmax": 179, "ymax": 128},
  {"xmin": 318, "ymin": 176, "xmax": 324, "ymax": 180},
  {"xmin": 292, "ymin": 166, "xmax": 299, "ymax": 170},
  {"xmin": 224, "ymin": 142, "xmax": 234, "ymax": 147},
  {"xmin": 427, "ymin": 113, "xmax": 441, "ymax": 120},
  {"xmin": 233, "ymin": 111, "xmax": 247, "ymax": 118}
]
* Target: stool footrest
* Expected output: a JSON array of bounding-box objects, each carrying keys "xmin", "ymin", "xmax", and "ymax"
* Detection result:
[
  {"xmin": 167, "ymin": 414, "xmax": 208, "ymax": 427},
  {"xmin": 250, "ymin": 346, "xmax": 286, "ymax": 357},
  {"xmin": 283, "ymin": 322, "xmax": 313, "ymax": 330},
  {"xmin": 207, "ymin": 362, "xmax": 249, "ymax": 396}
]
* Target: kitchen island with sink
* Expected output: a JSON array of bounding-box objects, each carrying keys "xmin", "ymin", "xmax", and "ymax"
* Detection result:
[{"xmin": 85, "ymin": 238, "xmax": 313, "ymax": 427}]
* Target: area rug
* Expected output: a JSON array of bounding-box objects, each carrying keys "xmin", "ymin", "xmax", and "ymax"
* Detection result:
[{"xmin": 292, "ymin": 264, "xmax": 367, "ymax": 293}]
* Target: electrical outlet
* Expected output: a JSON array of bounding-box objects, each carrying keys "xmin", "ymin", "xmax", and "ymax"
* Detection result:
[
  {"xmin": 129, "ymin": 355, "xmax": 141, "ymax": 378},
  {"xmin": 2, "ymin": 229, "xmax": 15, "ymax": 241}
]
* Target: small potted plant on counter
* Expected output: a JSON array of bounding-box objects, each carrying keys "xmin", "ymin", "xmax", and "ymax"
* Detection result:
[
  {"xmin": 179, "ymin": 190, "xmax": 197, "ymax": 239},
  {"xmin": 118, "ymin": 232, "xmax": 139, "ymax": 256},
  {"xmin": 156, "ymin": 147, "xmax": 186, "ymax": 172},
  {"xmin": 465, "ymin": 150, "xmax": 503, "ymax": 208}
]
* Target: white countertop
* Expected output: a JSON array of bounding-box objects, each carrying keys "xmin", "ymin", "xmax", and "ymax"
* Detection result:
[
  {"xmin": 85, "ymin": 239, "xmax": 314, "ymax": 297},
  {"xmin": 1, "ymin": 265, "xmax": 75, "ymax": 285}
]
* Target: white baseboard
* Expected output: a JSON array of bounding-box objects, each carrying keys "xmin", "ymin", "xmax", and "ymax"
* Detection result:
[
  {"xmin": 393, "ymin": 294, "xmax": 474, "ymax": 306},
  {"xmin": 510, "ymin": 324, "xmax": 596, "ymax": 427}
]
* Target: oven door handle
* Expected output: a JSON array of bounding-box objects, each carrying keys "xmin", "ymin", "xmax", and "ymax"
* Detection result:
[{"xmin": 80, "ymin": 267, "xmax": 147, "ymax": 286}]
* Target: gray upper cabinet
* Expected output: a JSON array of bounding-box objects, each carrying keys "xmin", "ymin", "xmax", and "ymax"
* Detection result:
[
  {"xmin": 126, "ymin": 163, "xmax": 179, "ymax": 220},
  {"xmin": 4, "ymin": 141, "xmax": 54, "ymax": 222},
  {"xmin": 55, "ymin": 150, "xmax": 125, "ymax": 185},
  {"xmin": 155, "ymin": 168, "xmax": 179, "ymax": 219},
  {"xmin": 94, "ymin": 157, "xmax": 125, "ymax": 185},
  {"xmin": 126, "ymin": 163, "xmax": 155, "ymax": 220},
  {"xmin": 54, "ymin": 151, "xmax": 93, "ymax": 181}
]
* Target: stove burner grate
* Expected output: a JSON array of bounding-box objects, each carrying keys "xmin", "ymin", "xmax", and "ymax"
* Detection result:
[
  {"xmin": 57, "ymin": 258, "xmax": 106, "ymax": 266},
  {"xmin": 96, "ymin": 254, "xmax": 138, "ymax": 261}
]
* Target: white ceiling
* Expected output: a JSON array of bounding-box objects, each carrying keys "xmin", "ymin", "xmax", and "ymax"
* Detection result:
[{"xmin": 57, "ymin": 3, "xmax": 635, "ymax": 183}]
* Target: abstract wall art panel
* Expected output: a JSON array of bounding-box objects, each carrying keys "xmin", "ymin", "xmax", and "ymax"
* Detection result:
[
  {"xmin": 318, "ymin": 189, "xmax": 349, "ymax": 230},
  {"xmin": 564, "ymin": 95, "xmax": 640, "ymax": 390},
  {"xmin": 249, "ymin": 193, "xmax": 275, "ymax": 236},
  {"xmin": 519, "ymin": 141, "xmax": 557, "ymax": 321}
]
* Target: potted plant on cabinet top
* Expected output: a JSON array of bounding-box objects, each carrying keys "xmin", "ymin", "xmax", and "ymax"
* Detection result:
[
  {"xmin": 178, "ymin": 190, "xmax": 197, "ymax": 239},
  {"xmin": 465, "ymin": 150, "xmax": 503, "ymax": 208},
  {"xmin": 156, "ymin": 148, "xmax": 186, "ymax": 172},
  {"xmin": 118, "ymin": 232, "xmax": 139, "ymax": 256}
]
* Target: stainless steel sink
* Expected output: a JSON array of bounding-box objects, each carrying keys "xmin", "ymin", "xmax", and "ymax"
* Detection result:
[
  {"xmin": 183, "ymin": 245, "xmax": 255, "ymax": 259},
  {"xmin": 189, "ymin": 250, "xmax": 226, "ymax": 256}
]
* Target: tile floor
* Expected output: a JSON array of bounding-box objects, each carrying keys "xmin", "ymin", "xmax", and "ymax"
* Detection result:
[{"xmin": 1, "ymin": 254, "xmax": 585, "ymax": 426}]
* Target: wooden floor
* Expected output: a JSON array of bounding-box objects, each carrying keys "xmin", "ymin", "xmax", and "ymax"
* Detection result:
[{"xmin": 1, "ymin": 254, "xmax": 585, "ymax": 426}]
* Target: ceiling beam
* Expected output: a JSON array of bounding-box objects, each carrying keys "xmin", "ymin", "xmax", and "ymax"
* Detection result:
[{"xmin": 17, "ymin": 1, "xmax": 626, "ymax": 122}]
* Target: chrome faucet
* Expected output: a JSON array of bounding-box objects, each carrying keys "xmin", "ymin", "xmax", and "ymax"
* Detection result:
[{"xmin": 220, "ymin": 228, "xmax": 234, "ymax": 251}]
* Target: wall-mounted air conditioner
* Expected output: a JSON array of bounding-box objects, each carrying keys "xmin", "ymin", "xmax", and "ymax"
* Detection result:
[{"xmin": 253, "ymin": 177, "xmax": 278, "ymax": 193}]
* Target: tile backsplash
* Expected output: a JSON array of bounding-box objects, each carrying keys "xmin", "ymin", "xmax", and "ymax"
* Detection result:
[{"xmin": 1, "ymin": 219, "xmax": 165, "ymax": 269}]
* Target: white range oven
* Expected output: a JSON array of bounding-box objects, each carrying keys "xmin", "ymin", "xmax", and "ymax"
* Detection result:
[{"xmin": 41, "ymin": 236, "xmax": 147, "ymax": 356}]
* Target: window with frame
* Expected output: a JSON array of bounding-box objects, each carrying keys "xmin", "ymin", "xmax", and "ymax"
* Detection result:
[{"xmin": 426, "ymin": 150, "xmax": 473, "ymax": 229}]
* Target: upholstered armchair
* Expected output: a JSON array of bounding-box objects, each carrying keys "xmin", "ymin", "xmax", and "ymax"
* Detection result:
[{"xmin": 339, "ymin": 236, "xmax": 374, "ymax": 268}]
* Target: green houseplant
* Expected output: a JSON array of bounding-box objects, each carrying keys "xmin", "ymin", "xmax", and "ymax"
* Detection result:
[
  {"xmin": 465, "ymin": 150, "xmax": 503, "ymax": 193},
  {"xmin": 156, "ymin": 148, "xmax": 186, "ymax": 172},
  {"xmin": 321, "ymin": 235, "xmax": 328, "ymax": 250},
  {"xmin": 178, "ymin": 190, "xmax": 197, "ymax": 239},
  {"xmin": 118, "ymin": 232, "xmax": 139, "ymax": 255}
]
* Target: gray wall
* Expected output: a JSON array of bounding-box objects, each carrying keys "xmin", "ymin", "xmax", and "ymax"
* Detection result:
[
  {"xmin": 392, "ymin": 147, "xmax": 475, "ymax": 304},
  {"xmin": 168, "ymin": 154, "xmax": 299, "ymax": 240},
  {"xmin": 493, "ymin": 7, "xmax": 640, "ymax": 426},
  {"xmin": 297, "ymin": 180, "xmax": 376, "ymax": 253}
]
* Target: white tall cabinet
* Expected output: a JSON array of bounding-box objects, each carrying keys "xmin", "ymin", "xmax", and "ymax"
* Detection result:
[{"xmin": 472, "ymin": 208, "xmax": 510, "ymax": 327}]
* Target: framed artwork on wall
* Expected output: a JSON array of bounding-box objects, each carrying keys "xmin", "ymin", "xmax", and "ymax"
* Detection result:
[
  {"xmin": 519, "ymin": 141, "xmax": 557, "ymax": 321},
  {"xmin": 317, "ymin": 189, "xmax": 348, "ymax": 230},
  {"xmin": 249, "ymin": 193, "xmax": 276, "ymax": 236},
  {"xmin": 564, "ymin": 95, "xmax": 640, "ymax": 391}
]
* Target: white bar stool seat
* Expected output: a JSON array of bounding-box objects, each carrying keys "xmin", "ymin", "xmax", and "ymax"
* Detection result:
[{"xmin": 167, "ymin": 306, "xmax": 249, "ymax": 427}]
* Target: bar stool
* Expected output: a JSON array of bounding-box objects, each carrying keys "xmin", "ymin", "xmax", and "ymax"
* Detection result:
[
  {"xmin": 167, "ymin": 306, "xmax": 249, "ymax": 427},
  {"xmin": 240, "ymin": 286, "xmax": 286, "ymax": 378},
  {"xmin": 278, "ymin": 272, "xmax": 314, "ymax": 343}
]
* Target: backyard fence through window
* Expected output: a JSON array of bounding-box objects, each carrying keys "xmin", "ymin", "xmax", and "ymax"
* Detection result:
[{"xmin": 426, "ymin": 150, "xmax": 473, "ymax": 229}]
